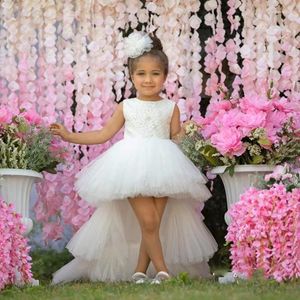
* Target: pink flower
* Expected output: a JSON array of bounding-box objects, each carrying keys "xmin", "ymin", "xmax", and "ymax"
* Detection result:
[
  {"xmin": 238, "ymin": 110, "xmax": 266, "ymax": 131},
  {"xmin": 210, "ymin": 127, "xmax": 246, "ymax": 156},
  {"xmin": 42, "ymin": 221, "xmax": 63, "ymax": 241},
  {"xmin": 264, "ymin": 165, "xmax": 286, "ymax": 181},
  {"xmin": 206, "ymin": 100, "xmax": 233, "ymax": 113},
  {"xmin": 0, "ymin": 198, "xmax": 32, "ymax": 290},
  {"xmin": 0, "ymin": 107, "xmax": 12, "ymax": 123},
  {"xmin": 226, "ymin": 185, "xmax": 300, "ymax": 282},
  {"xmin": 273, "ymin": 97, "xmax": 298, "ymax": 113},
  {"xmin": 221, "ymin": 108, "xmax": 243, "ymax": 128},
  {"xmin": 239, "ymin": 93, "xmax": 272, "ymax": 113},
  {"xmin": 20, "ymin": 109, "xmax": 42, "ymax": 125}
]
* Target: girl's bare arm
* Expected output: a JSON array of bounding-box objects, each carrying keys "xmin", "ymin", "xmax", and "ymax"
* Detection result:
[
  {"xmin": 50, "ymin": 103, "xmax": 125, "ymax": 145},
  {"xmin": 170, "ymin": 104, "xmax": 182, "ymax": 140}
]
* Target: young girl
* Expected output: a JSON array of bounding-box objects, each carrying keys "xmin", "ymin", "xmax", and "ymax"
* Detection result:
[{"xmin": 51, "ymin": 32, "xmax": 217, "ymax": 284}]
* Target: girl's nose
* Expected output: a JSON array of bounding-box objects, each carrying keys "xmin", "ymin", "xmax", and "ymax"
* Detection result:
[{"xmin": 144, "ymin": 74, "xmax": 152, "ymax": 82}]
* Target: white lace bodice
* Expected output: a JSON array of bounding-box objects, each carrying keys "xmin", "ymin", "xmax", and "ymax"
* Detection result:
[{"xmin": 123, "ymin": 98, "xmax": 175, "ymax": 139}]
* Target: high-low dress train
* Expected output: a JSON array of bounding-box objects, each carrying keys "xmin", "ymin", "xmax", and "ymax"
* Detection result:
[{"xmin": 52, "ymin": 98, "xmax": 218, "ymax": 283}]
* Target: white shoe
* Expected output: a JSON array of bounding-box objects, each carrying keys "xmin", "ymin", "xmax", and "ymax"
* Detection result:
[
  {"xmin": 132, "ymin": 272, "xmax": 149, "ymax": 284},
  {"xmin": 151, "ymin": 271, "xmax": 170, "ymax": 285}
]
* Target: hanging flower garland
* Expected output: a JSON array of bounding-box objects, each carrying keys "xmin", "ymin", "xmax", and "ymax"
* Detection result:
[
  {"xmin": 0, "ymin": 2, "xmax": 8, "ymax": 103},
  {"xmin": 146, "ymin": 0, "xmax": 203, "ymax": 121},
  {"xmin": 239, "ymin": 0, "xmax": 257, "ymax": 95},
  {"xmin": 278, "ymin": 0, "xmax": 300, "ymax": 97},
  {"xmin": 203, "ymin": 0, "xmax": 229, "ymax": 101},
  {"xmin": 17, "ymin": 0, "xmax": 39, "ymax": 111},
  {"xmin": 1, "ymin": 0, "xmax": 19, "ymax": 111},
  {"xmin": 225, "ymin": 0, "xmax": 242, "ymax": 99},
  {"xmin": 239, "ymin": 0, "xmax": 299, "ymax": 96},
  {"xmin": 34, "ymin": 1, "xmax": 63, "ymax": 241}
]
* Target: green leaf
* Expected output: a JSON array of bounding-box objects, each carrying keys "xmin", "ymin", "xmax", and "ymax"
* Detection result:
[
  {"xmin": 199, "ymin": 145, "xmax": 223, "ymax": 167},
  {"xmin": 225, "ymin": 165, "xmax": 235, "ymax": 176}
]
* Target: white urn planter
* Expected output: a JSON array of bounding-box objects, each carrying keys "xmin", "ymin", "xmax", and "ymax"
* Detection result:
[
  {"xmin": 211, "ymin": 165, "xmax": 275, "ymax": 225},
  {"xmin": 0, "ymin": 168, "xmax": 43, "ymax": 235}
]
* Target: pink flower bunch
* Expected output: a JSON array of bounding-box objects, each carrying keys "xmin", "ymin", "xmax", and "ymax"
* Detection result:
[
  {"xmin": 201, "ymin": 92, "xmax": 300, "ymax": 156},
  {"xmin": 0, "ymin": 198, "xmax": 32, "ymax": 290},
  {"xmin": 180, "ymin": 90, "xmax": 300, "ymax": 173},
  {"xmin": 226, "ymin": 184, "xmax": 300, "ymax": 282},
  {"xmin": 0, "ymin": 106, "xmax": 67, "ymax": 173}
]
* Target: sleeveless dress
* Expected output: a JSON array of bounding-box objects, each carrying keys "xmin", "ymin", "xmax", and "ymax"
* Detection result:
[{"xmin": 52, "ymin": 98, "xmax": 218, "ymax": 284}]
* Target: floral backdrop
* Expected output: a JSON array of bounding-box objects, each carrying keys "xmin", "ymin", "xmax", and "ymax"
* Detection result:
[{"xmin": 0, "ymin": 0, "xmax": 299, "ymax": 241}]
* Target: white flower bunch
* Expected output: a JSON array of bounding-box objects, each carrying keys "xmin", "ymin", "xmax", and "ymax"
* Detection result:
[{"xmin": 124, "ymin": 32, "xmax": 153, "ymax": 58}]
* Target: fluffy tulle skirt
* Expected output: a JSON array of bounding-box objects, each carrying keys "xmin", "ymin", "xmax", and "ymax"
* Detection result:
[
  {"xmin": 74, "ymin": 138, "xmax": 212, "ymax": 204},
  {"xmin": 52, "ymin": 138, "xmax": 218, "ymax": 283}
]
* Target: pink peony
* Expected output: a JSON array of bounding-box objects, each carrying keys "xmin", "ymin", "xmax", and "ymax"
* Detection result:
[
  {"xmin": 210, "ymin": 127, "xmax": 246, "ymax": 156},
  {"xmin": 239, "ymin": 93, "xmax": 273, "ymax": 113},
  {"xmin": 238, "ymin": 110, "xmax": 266, "ymax": 131},
  {"xmin": 221, "ymin": 108, "xmax": 243, "ymax": 128},
  {"xmin": 206, "ymin": 100, "xmax": 233, "ymax": 113}
]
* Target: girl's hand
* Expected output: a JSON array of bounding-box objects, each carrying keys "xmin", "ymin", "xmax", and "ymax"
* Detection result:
[
  {"xmin": 182, "ymin": 120, "xmax": 197, "ymax": 129},
  {"xmin": 50, "ymin": 123, "xmax": 70, "ymax": 141},
  {"xmin": 182, "ymin": 120, "xmax": 199, "ymax": 136},
  {"xmin": 172, "ymin": 120, "xmax": 198, "ymax": 143}
]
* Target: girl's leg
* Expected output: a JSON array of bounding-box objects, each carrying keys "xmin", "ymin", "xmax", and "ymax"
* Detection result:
[
  {"xmin": 134, "ymin": 197, "xmax": 168, "ymax": 273},
  {"xmin": 129, "ymin": 196, "xmax": 168, "ymax": 273}
]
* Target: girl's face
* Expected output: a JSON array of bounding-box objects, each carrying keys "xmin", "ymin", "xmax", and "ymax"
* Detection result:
[{"xmin": 131, "ymin": 55, "xmax": 166, "ymax": 100}]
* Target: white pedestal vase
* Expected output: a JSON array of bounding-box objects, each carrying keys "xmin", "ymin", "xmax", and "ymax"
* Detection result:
[
  {"xmin": 211, "ymin": 165, "xmax": 275, "ymax": 225},
  {"xmin": 0, "ymin": 168, "xmax": 43, "ymax": 235}
]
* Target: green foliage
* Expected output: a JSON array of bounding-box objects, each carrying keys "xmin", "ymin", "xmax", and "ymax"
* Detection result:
[
  {"xmin": 0, "ymin": 114, "xmax": 66, "ymax": 173},
  {"xmin": 0, "ymin": 133, "xmax": 28, "ymax": 169},
  {"xmin": 30, "ymin": 249, "xmax": 73, "ymax": 282},
  {"xmin": 1, "ymin": 268, "xmax": 299, "ymax": 300},
  {"xmin": 26, "ymin": 127, "xmax": 63, "ymax": 173},
  {"xmin": 179, "ymin": 130, "xmax": 222, "ymax": 170},
  {"xmin": 1, "ymin": 247, "xmax": 298, "ymax": 299}
]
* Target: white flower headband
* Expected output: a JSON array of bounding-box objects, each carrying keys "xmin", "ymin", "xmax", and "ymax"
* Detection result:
[{"xmin": 124, "ymin": 32, "xmax": 153, "ymax": 58}]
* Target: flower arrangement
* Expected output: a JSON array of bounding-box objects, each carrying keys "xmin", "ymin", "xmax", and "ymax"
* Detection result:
[
  {"xmin": 0, "ymin": 107, "xmax": 67, "ymax": 173},
  {"xmin": 0, "ymin": 198, "xmax": 32, "ymax": 290},
  {"xmin": 180, "ymin": 90, "xmax": 300, "ymax": 174},
  {"xmin": 226, "ymin": 164, "xmax": 300, "ymax": 282}
]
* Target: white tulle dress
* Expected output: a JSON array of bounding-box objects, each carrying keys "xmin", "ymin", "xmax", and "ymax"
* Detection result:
[{"xmin": 52, "ymin": 98, "xmax": 218, "ymax": 284}]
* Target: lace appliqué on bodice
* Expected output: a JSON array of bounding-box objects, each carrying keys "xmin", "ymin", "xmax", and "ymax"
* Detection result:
[{"xmin": 123, "ymin": 98, "xmax": 175, "ymax": 139}]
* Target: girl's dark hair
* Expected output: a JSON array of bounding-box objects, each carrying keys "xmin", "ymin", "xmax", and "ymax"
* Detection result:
[{"xmin": 127, "ymin": 34, "xmax": 169, "ymax": 77}]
